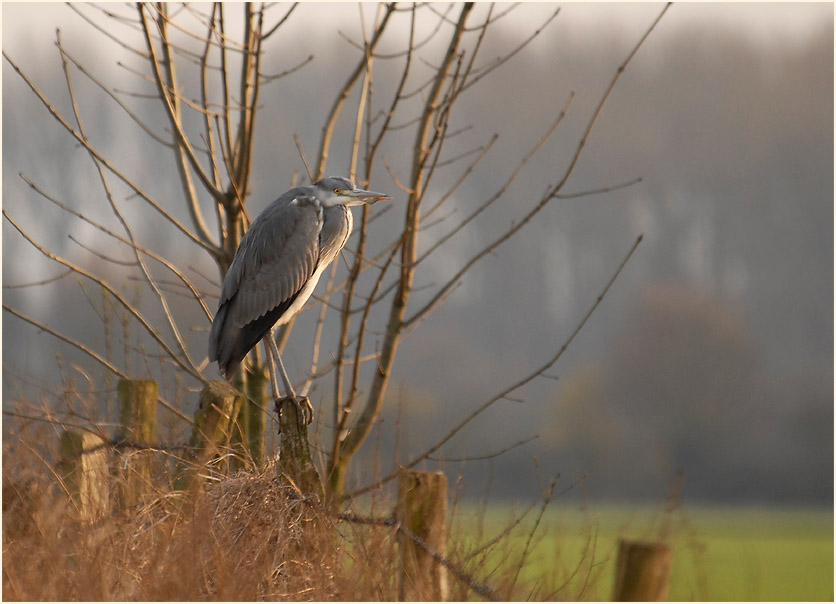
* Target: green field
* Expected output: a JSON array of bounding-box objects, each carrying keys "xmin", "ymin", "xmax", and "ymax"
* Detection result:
[{"xmin": 451, "ymin": 503, "xmax": 834, "ymax": 601}]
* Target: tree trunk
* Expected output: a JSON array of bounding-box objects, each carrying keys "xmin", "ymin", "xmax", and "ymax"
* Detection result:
[{"xmin": 327, "ymin": 2, "xmax": 474, "ymax": 500}]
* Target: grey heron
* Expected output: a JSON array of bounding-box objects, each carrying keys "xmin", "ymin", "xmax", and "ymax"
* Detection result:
[{"xmin": 208, "ymin": 176, "xmax": 391, "ymax": 421}]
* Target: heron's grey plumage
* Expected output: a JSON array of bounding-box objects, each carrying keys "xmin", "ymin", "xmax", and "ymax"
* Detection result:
[{"xmin": 209, "ymin": 177, "xmax": 390, "ymax": 382}]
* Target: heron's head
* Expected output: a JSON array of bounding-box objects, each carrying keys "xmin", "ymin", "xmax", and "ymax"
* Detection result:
[{"xmin": 314, "ymin": 176, "xmax": 392, "ymax": 207}]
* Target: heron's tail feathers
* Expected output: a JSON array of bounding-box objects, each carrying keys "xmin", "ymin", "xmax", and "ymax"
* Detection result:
[
  {"xmin": 208, "ymin": 304, "xmax": 240, "ymax": 380},
  {"xmin": 209, "ymin": 299, "xmax": 292, "ymax": 381}
]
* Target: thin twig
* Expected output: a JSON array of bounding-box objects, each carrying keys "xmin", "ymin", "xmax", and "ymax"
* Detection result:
[
  {"xmin": 293, "ymin": 134, "xmax": 314, "ymax": 183},
  {"xmin": 509, "ymin": 478, "xmax": 558, "ymax": 591},
  {"xmin": 260, "ymin": 54, "xmax": 313, "ymax": 83},
  {"xmin": 554, "ymin": 176, "xmax": 643, "ymax": 199},
  {"xmin": 3, "ymin": 304, "xmax": 126, "ymax": 380},
  {"xmin": 547, "ymin": 3, "xmax": 671, "ymax": 199},
  {"xmin": 427, "ymin": 435, "xmax": 538, "ymax": 463},
  {"xmin": 4, "ymin": 268, "xmax": 73, "ymax": 289},
  {"xmin": 261, "ymin": 2, "xmax": 299, "ymax": 40}
]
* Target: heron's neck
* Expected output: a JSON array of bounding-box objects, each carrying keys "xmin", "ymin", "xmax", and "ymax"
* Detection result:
[{"xmin": 318, "ymin": 204, "xmax": 352, "ymax": 267}]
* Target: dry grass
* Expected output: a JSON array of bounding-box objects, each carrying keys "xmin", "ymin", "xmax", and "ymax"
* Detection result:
[
  {"xmin": 2, "ymin": 444, "xmax": 403, "ymax": 601},
  {"xmin": 1, "ymin": 428, "xmax": 571, "ymax": 602},
  {"xmin": 2, "ymin": 416, "xmax": 591, "ymax": 601}
]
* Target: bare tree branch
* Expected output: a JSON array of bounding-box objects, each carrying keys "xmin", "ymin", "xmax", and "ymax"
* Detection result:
[
  {"xmin": 138, "ymin": 3, "xmax": 226, "ymax": 207},
  {"xmin": 415, "ymin": 92, "xmax": 573, "ymax": 269},
  {"xmin": 67, "ymin": 4, "xmax": 149, "ymax": 58},
  {"xmin": 261, "ymin": 2, "xmax": 299, "ymax": 40},
  {"xmin": 293, "ymin": 134, "xmax": 315, "ymax": 183},
  {"xmin": 404, "ymin": 4, "xmax": 668, "ymax": 328},
  {"xmin": 198, "ymin": 3, "xmax": 224, "ymax": 194},
  {"xmin": 547, "ymin": 3, "xmax": 671, "ymax": 198},
  {"xmin": 554, "ymin": 176, "xmax": 644, "ymax": 199},
  {"xmin": 260, "ymin": 53, "xmax": 314, "ymax": 83},
  {"xmin": 3, "ymin": 209, "xmax": 206, "ymax": 384},
  {"xmin": 19, "ymin": 173, "xmax": 212, "ymax": 322},
  {"xmin": 58, "ymin": 28, "xmax": 201, "ymax": 374},
  {"xmin": 344, "ymin": 234, "xmax": 643, "ymax": 500},
  {"xmin": 331, "ymin": 4, "xmax": 476, "ymax": 494},
  {"xmin": 419, "ymin": 132, "xmax": 497, "ymax": 222},
  {"xmin": 56, "ymin": 35, "xmax": 173, "ymax": 147},
  {"xmin": 315, "ymin": 3, "xmax": 395, "ymax": 180},
  {"xmin": 3, "ymin": 50, "xmax": 223, "ymax": 257},
  {"xmin": 427, "ymin": 435, "xmax": 538, "ymax": 463},
  {"xmin": 4, "ymin": 269, "xmax": 73, "ymax": 289},
  {"xmin": 460, "ymin": 7, "xmax": 560, "ymax": 93}
]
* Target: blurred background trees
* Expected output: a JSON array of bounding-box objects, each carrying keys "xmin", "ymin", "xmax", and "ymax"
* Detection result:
[{"xmin": 3, "ymin": 3, "xmax": 832, "ymax": 505}]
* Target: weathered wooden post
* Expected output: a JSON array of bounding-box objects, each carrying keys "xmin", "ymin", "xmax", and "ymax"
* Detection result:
[
  {"xmin": 397, "ymin": 469, "xmax": 449, "ymax": 602},
  {"xmin": 115, "ymin": 378, "xmax": 157, "ymax": 508},
  {"xmin": 277, "ymin": 396, "xmax": 323, "ymax": 500},
  {"xmin": 175, "ymin": 380, "xmax": 243, "ymax": 492},
  {"xmin": 59, "ymin": 430, "xmax": 110, "ymax": 520},
  {"xmin": 612, "ymin": 539, "xmax": 673, "ymax": 601}
]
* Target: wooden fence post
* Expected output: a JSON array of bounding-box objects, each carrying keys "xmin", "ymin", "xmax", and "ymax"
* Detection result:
[
  {"xmin": 116, "ymin": 378, "xmax": 157, "ymax": 508},
  {"xmin": 175, "ymin": 380, "xmax": 242, "ymax": 492},
  {"xmin": 397, "ymin": 469, "xmax": 449, "ymax": 602},
  {"xmin": 612, "ymin": 539, "xmax": 673, "ymax": 601},
  {"xmin": 59, "ymin": 430, "xmax": 109, "ymax": 520},
  {"xmin": 277, "ymin": 396, "xmax": 323, "ymax": 499}
]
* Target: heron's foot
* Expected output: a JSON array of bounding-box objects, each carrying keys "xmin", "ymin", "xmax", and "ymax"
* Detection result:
[
  {"xmin": 294, "ymin": 395, "xmax": 314, "ymax": 425},
  {"xmin": 275, "ymin": 395, "xmax": 314, "ymax": 433}
]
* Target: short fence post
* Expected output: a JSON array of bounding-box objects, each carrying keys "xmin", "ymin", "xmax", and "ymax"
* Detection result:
[
  {"xmin": 277, "ymin": 396, "xmax": 323, "ymax": 499},
  {"xmin": 175, "ymin": 380, "xmax": 242, "ymax": 491},
  {"xmin": 59, "ymin": 430, "xmax": 109, "ymax": 521},
  {"xmin": 115, "ymin": 378, "xmax": 157, "ymax": 508},
  {"xmin": 612, "ymin": 539, "xmax": 673, "ymax": 601},
  {"xmin": 397, "ymin": 469, "xmax": 449, "ymax": 602}
]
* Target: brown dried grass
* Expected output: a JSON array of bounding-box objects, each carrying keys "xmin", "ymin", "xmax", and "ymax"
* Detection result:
[
  {"xmin": 2, "ymin": 420, "xmax": 576, "ymax": 601},
  {"xmin": 2, "ymin": 461, "xmax": 402, "ymax": 601}
]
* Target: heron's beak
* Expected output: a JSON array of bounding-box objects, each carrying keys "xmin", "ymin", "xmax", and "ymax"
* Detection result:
[{"xmin": 346, "ymin": 188, "xmax": 392, "ymax": 206}]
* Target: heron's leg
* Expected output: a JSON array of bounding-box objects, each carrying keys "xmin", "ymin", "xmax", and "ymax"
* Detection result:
[
  {"xmin": 266, "ymin": 329, "xmax": 314, "ymax": 424},
  {"xmin": 263, "ymin": 336, "xmax": 281, "ymax": 402},
  {"xmin": 267, "ymin": 328, "xmax": 295, "ymax": 399}
]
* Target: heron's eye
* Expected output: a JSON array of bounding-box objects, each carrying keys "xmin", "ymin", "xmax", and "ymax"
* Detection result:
[{"xmin": 334, "ymin": 188, "xmax": 341, "ymax": 195}]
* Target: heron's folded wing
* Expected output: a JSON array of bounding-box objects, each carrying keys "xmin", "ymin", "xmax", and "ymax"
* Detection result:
[{"xmin": 222, "ymin": 195, "xmax": 322, "ymax": 328}]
